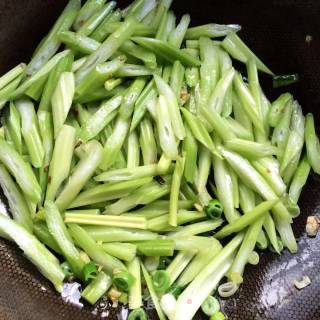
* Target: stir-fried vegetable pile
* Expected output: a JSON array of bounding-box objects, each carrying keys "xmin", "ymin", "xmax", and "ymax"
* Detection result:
[{"xmin": 0, "ymin": 0, "xmax": 318, "ymax": 319}]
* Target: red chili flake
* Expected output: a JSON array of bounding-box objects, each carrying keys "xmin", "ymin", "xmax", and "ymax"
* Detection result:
[{"xmin": 44, "ymin": 165, "xmax": 49, "ymax": 173}]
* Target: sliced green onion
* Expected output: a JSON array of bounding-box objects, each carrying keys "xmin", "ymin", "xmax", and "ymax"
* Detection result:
[
  {"xmin": 205, "ymin": 199, "xmax": 223, "ymax": 219},
  {"xmin": 273, "ymin": 74, "xmax": 299, "ymax": 88},
  {"xmin": 201, "ymin": 296, "xmax": 220, "ymax": 316}
]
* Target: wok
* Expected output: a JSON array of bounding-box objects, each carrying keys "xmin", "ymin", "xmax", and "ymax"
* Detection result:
[{"xmin": 0, "ymin": 0, "xmax": 319, "ymax": 319}]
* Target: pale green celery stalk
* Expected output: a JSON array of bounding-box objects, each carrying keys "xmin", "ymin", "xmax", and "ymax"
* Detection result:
[
  {"xmin": 170, "ymin": 236, "xmax": 219, "ymax": 251},
  {"xmin": 68, "ymin": 224, "xmax": 126, "ymax": 274},
  {"xmin": 220, "ymin": 148, "xmax": 292, "ymax": 223},
  {"xmin": 252, "ymin": 157, "xmax": 286, "ymax": 197},
  {"xmin": 105, "ymin": 180, "xmax": 170, "ymax": 215},
  {"xmin": 174, "ymin": 234, "xmax": 242, "ymax": 320},
  {"xmin": 186, "ymin": 40, "xmax": 199, "ymax": 49},
  {"xmin": 38, "ymin": 111, "xmax": 54, "ymax": 203},
  {"xmin": 92, "ymin": 21, "xmax": 155, "ymax": 37},
  {"xmin": 15, "ymin": 99, "xmax": 44, "ymax": 168},
  {"xmin": 259, "ymin": 88, "xmax": 271, "ymax": 137},
  {"xmin": 82, "ymin": 271, "xmax": 112, "ymax": 305},
  {"xmin": 268, "ymin": 93, "xmax": 292, "ymax": 127},
  {"xmin": 91, "ymin": 9, "xmax": 122, "ymax": 41},
  {"xmin": 155, "ymin": 95, "xmax": 178, "ymax": 159},
  {"xmin": 195, "ymin": 147, "xmax": 211, "ymax": 196},
  {"xmin": 0, "ymin": 214, "xmax": 65, "ymax": 292},
  {"xmin": 127, "ymin": 199, "xmax": 193, "ymax": 216},
  {"xmin": 229, "ymin": 216, "xmax": 265, "ymax": 284},
  {"xmin": 272, "ymin": 98, "xmax": 293, "ymax": 161},
  {"xmin": 73, "ymin": 0, "xmax": 107, "ymax": 31},
  {"xmin": 263, "ymin": 212, "xmax": 280, "ymax": 253},
  {"xmin": 33, "ymin": 222, "xmax": 62, "ymax": 254},
  {"xmin": 105, "ymin": 78, "xmax": 123, "ymax": 91},
  {"xmin": 38, "ymin": 51, "xmax": 74, "ymax": 112},
  {"xmin": 132, "ymin": 37, "xmax": 201, "ymax": 67},
  {"xmin": 200, "ymin": 107, "xmax": 236, "ymax": 141},
  {"xmin": 222, "ymin": 32, "xmax": 273, "ymax": 75},
  {"xmin": 154, "ymin": 74, "xmax": 185, "ymax": 140},
  {"xmin": 0, "ymin": 165, "xmax": 33, "ymax": 232},
  {"xmin": 229, "ymin": 165, "xmax": 240, "ymax": 209},
  {"xmin": 238, "ymin": 182, "xmax": 256, "ymax": 213},
  {"xmin": 183, "ymin": 126, "xmax": 198, "ymax": 183},
  {"xmin": 141, "ymin": 262, "xmax": 166, "ymax": 320},
  {"xmin": 75, "ymin": 18, "xmax": 137, "ymax": 84},
  {"xmin": 100, "ymin": 116, "xmax": 130, "ymax": 170},
  {"xmin": 66, "ymin": 112, "xmax": 81, "ymax": 139},
  {"xmin": 77, "ymin": 2, "xmax": 116, "ymax": 36},
  {"xmin": 120, "ymin": 78, "xmax": 147, "ymax": 120},
  {"xmin": 282, "ymin": 153, "xmax": 301, "ymax": 185},
  {"xmin": 169, "ymin": 60, "xmax": 185, "ymax": 100},
  {"xmin": 185, "ymin": 23, "xmax": 241, "ymax": 39},
  {"xmin": 51, "ymin": 72, "xmax": 75, "ymax": 137},
  {"xmin": 0, "ymin": 127, "xmax": 5, "ymax": 139},
  {"xmin": 130, "ymin": 80, "xmax": 157, "ymax": 132},
  {"xmin": 10, "ymin": 50, "xmax": 71, "ymax": 99},
  {"xmin": 166, "ymin": 251, "xmax": 196, "ymax": 285},
  {"xmin": 304, "ymin": 113, "xmax": 320, "ymax": 174},
  {"xmin": 72, "ymin": 57, "xmax": 86, "ymax": 72},
  {"xmin": 55, "ymin": 140, "xmax": 103, "ymax": 211},
  {"xmin": 79, "ymin": 94, "xmax": 122, "ymax": 142},
  {"xmin": 126, "ymin": 0, "xmax": 156, "ymax": 22},
  {"xmin": 213, "ymin": 155, "xmax": 239, "ymax": 223},
  {"xmin": 76, "ymin": 56, "xmax": 126, "ymax": 98},
  {"xmin": 151, "ymin": 0, "xmax": 172, "ymax": 29},
  {"xmin": 234, "ymin": 72, "xmax": 264, "ymax": 134},
  {"xmin": 45, "ymin": 125, "xmax": 76, "ymax": 201},
  {"xmin": 95, "ymin": 164, "xmax": 163, "ymax": 182},
  {"xmin": 181, "ymin": 108, "xmax": 218, "ymax": 155},
  {"xmin": 169, "ymin": 14, "xmax": 190, "ymax": 48},
  {"xmin": 169, "ymin": 155, "xmax": 186, "ymax": 227},
  {"xmin": 289, "ymin": 155, "xmax": 311, "ymax": 204},
  {"xmin": 0, "ymin": 139, "xmax": 41, "ymax": 203},
  {"xmin": 103, "ymin": 242, "xmax": 137, "ymax": 262},
  {"xmin": 167, "ymin": 220, "xmax": 223, "ymax": 238},
  {"xmin": 148, "ymin": 210, "xmax": 205, "ymax": 231},
  {"xmin": 25, "ymin": 73, "xmax": 48, "ymax": 101},
  {"xmin": 127, "ymin": 131, "xmax": 140, "ymax": 168},
  {"xmin": 247, "ymin": 59, "xmax": 262, "ymax": 119},
  {"xmin": 232, "ymin": 92, "xmax": 253, "ymax": 138},
  {"xmin": 5, "ymin": 102, "xmax": 22, "ymax": 153},
  {"xmin": 207, "ymin": 67, "xmax": 235, "ymax": 115},
  {"xmin": 69, "ymin": 177, "xmax": 152, "ymax": 208},
  {"xmin": 198, "ymin": 37, "xmax": 219, "ymax": 110},
  {"xmin": 0, "ymin": 74, "xmax": 24, "ymax": 110},
  {"xmin": 59, "ymin": 30, "xmax": 100, "ymax": 54},
  {"xmin": 275, "ymin": 217, "xmax": 297, "ymax": 253},
  {"xmin": 280, "ymin": 102, "xmax": 305, "ymax": 174},
  {"xmin": 27, "ymin": 0, "xmax": 80, "ymax": 75},
  {"xmin": 224, "ymin": 117, "xmax": 253, "ymax": 141},
  {"xmin": 177, "ymin": 240, "xmax": 222, "ymax": 287},
  {"xmin": 0, "ymin": 63, "xmax": 25, "ymax": 90},
  {"xmin": 185, "ymin": 67, "xmax": 199, "ymax": 88},
  {"xmin": 225, "ymin": 138, "xmax": 277, "ymax": 159},
  {"xmin": 142, "ymin": 2, "xmax": 156, "ymax": 25},
  {"xmin": 219, "ymin": 48, "xmax": 233, "ymax": 117},
  {"xmin": 45, "ymin": 200, "xmax": 84, "ymax": 279},
  {"xmin": 214, "ymin": 199, "xmax": 278, "ymax": 239},
  {"xmin": 139, "ymin": 116, "xmax": 158, "ymax": 165},
  {"xmin": 74, "ymin": 105, "xmax": 90, "ymax": 126},
  {"xmin": 155, "ymin": 8, "xmax": 172, "ymax": 41},
  {"xmin": 85, "ymin": 226, "xmax": 158, "ymax": 242},
  {"xmin": 65, "ymin": 214, "xmax": 147, "ymax": 230},
  {"xmin": 128, "ymin": 257, "xmax": 142, "ymax": 309},
  {"xmin": 66, "ymin": 209, "xmax": 100, "ymax": 215},
  {"xmin": 121, "ymin": 40, "xmax": 157, "ymax": 69}
]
